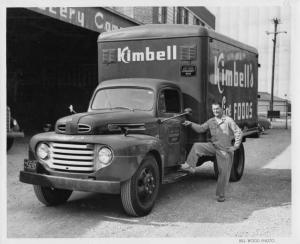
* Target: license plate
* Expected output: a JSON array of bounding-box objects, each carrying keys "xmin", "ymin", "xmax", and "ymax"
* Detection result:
[{"xmin": 24, "ymin": 159, "xmax": 38, "ymax": 171}]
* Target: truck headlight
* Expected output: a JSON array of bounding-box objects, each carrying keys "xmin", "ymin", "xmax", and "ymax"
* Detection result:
[
  {"xmin": 97, "ymin": 147, "xmax": 113, "ymax": 166},
  {"xmin": 36, "ymin": 143, "xmax": 50, "ymax": 160}
]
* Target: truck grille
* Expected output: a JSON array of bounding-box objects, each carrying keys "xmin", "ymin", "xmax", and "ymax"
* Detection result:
[
  {"xmin": 78, "ymin": 124, "xmax": 91, "ymax": 133},
  {"xmin": 57, "ymin": 124, "xmax": 66, "ymax": 133},
  {"xmin": 48, "ymin": 142, "xmax": 95, "ymax": 173},
  {"xmin": 56, "ymin": 124, "xmax": 91, "ymax": 133}
]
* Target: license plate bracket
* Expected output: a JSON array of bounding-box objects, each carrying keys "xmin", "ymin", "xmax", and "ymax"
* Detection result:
[{"xmin": 24, "ymin": 159, "xmax": 38, "ymax": 172}]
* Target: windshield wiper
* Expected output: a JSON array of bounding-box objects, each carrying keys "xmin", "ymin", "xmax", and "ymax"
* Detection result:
[{"xmin": 110, "ymin": 106, "xmax": 134, "ymax": 111}]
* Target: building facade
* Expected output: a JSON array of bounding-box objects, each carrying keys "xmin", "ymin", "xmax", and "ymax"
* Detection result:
[
  {"xmin": 258, "ymin": 92, "xmax": 290, "ymax": 117},
  {"xmin": 112, "ymin": 7, "xmax": 215, "ymax": 29},
  {"xmin": 7, "ymin": 7, "xmax": 141, "ymax": 132}
]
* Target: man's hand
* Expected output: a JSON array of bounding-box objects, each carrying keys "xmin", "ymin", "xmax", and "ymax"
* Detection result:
[
  {"xmin": 228, "ymin": 146, "xmax": 239, "ymax": 153},
  {"xmin": 182, "ymin": 120, "xmax": 192, "ymax": 127}
]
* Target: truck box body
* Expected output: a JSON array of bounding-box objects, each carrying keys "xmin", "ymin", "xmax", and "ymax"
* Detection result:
[{"xmin": 98, "ymin": 24, "xmax": 259, "ymax": 137}]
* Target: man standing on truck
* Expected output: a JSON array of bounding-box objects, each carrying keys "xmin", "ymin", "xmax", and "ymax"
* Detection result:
[{"xmin": 181, "ymin": 101, "xmax": 242, "ymax": 202}]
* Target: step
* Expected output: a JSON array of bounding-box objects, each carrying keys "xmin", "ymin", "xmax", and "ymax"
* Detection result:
[{"xmin": 162, "ymin": 171, "xmax": 190, "ymax": 184}]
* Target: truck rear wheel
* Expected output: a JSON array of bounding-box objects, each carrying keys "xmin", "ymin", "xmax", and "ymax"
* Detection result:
[
  {"xmin": 213, "ymin": 144, "xmax": 245, "ymax": 182},
  {"xmin": 121, "ymin": 155, "xmax": 160, "ymax": 217},
  {"xmin": 230, "ymin": 143, "xmax": 245, "ymax": 182},
  {"xmin": 33, "ymin": 185, "xmax": 72, "ymax": 206}
]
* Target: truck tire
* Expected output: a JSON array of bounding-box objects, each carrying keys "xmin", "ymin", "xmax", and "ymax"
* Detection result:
[
  {"xmin": 229, "ymin": 143, "xmax": 245, "ymax": 182},
  {"xmin": 213, "ymin": 144, "xmax": 245, "ymax": 181},
  {"xmin": 7, "ymin": 138, "xmax": 14, "ymax": 151},
  {"xmin": 121, "ymin": 154, "xmax": 160, "ymax": 217},
  {"xmin": 33, "ymin": 185, "xmax": 72, "ymax": 206}
]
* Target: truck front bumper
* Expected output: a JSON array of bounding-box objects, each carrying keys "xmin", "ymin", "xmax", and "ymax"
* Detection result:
[{"xmin": 19, "ymin": 171, "xmax": 120, "ymax": 194}]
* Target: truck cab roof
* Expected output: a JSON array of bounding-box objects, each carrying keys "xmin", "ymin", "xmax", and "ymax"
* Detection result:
[
  {"xmin": 98, "ymin": 24, "xmax": 258, "ymax": 54},
  {"xmin": 96, "ymin": 78, "xmax": 181, "ymax": 92}
]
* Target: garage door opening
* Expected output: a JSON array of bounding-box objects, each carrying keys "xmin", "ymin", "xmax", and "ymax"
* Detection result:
[{"xmin": 7, "ymin": 8, "xmax": 100, "ymax": 133}]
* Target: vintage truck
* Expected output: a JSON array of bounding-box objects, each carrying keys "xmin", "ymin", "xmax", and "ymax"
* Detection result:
[{"xmin": 20, "ymin": 24, "xmax": 259, "ymax": 216}]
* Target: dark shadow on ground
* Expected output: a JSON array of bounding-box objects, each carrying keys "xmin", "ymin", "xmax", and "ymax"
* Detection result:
[{"xmin": 52, "ymin": 166, "xmax": 291, "ymax": 226}]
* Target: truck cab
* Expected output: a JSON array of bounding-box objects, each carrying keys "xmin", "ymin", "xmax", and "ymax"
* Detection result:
[{"xmin": 20, "ymin": 78, "xmax": 193, "ymax": 216}]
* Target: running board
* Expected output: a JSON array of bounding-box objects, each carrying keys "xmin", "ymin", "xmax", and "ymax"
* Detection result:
[{"xmin": 162, "ymin": 171, "xmax": 189, "ymax": 184}]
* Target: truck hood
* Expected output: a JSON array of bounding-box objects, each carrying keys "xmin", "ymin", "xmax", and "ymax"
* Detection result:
[{"xmin": 55, "ymin": 110, "xmax": 157, "ymax": 135}]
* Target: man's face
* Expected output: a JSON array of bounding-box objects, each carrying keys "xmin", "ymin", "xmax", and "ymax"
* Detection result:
[{"xmin": 212, "ymin": 104, "xmax": 223, "ymax": 118}]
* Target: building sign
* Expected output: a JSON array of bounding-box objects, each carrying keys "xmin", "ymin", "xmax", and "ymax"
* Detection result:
[{"xmin": 29, "ymin": 7, "xmax": 139, "ymax": 33}]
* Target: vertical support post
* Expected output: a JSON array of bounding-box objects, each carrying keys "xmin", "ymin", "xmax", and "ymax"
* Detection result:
[
  {"xmin": 270, "ymin": 18, "xmax": 279, "ymax": 121},
  {"xmin": 285, "ymin": 95, "xmax": 288, "ymax": 129},
  {"xmin": 267, "ymin": 18, "xmax": 286, "ymax": 123}
]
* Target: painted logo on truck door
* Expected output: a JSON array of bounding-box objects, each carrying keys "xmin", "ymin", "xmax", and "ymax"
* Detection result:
[{"xmin": 168, "ymin": 127, "xmax": 180, "ymax": 144}]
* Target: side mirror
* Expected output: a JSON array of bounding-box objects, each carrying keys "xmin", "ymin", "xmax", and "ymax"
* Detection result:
[{"xmin": 69, "ymin": 105, "xmax": 77, "ymax": 114}]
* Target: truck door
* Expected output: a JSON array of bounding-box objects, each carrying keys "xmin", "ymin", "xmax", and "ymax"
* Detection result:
[{"xmin": 157, "ymin": 88, "xmax": 186, "ymax": 167}]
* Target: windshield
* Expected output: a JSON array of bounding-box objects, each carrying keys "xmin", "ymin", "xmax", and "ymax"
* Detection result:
[{"xmin": 91, "ymin": 87, "xmax": 155, "ymax": 111}]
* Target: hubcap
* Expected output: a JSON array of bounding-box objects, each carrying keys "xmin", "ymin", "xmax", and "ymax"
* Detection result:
[{"xmin": 137, "ymin": 167, "xmax": 156, "ymax": 204}]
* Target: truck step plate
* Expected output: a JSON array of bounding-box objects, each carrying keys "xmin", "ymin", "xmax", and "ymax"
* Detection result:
[{"xmin": 162, "ymin": 171, "xmax": 189, "ymax": 184}]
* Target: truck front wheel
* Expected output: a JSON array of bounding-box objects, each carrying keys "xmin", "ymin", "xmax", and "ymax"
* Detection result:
[
  {"xmin": 121, "ymin": 155, "xmax": 160, "ymax": 217},
  {"xmin": 33, "ymin": 185, "xmax": 72, "ymax": 206}
]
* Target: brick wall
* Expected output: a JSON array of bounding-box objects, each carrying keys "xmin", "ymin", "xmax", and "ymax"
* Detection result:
[{"xmin": 133, "ymin": 7, "xmax": 154, "ymax": 24}]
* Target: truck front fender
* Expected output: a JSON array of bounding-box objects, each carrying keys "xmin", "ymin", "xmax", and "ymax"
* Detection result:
[
  {"xmin": 93, "ymin": 134, "xmax": 166, "ymax": 182},
  {"xmin": 28, "ymin": 132, "xmax": 165, "ymax": 182}
]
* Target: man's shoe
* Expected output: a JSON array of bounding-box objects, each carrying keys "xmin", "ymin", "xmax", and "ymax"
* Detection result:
[
  {"xmin": 217, "ymin": 195, "xmax": 225, "ymax": 202},
  {"xmin": 180, "ymin": 163, "xmax": 196, "ymax": 174}
]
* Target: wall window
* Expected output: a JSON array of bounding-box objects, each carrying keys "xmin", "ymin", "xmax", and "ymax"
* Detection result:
[
  {"xmin": 176, "ymin": 7, "xmax": 182, "ymax": 23},
  {"xmin": 158, "ymin": 7, "xmax": 167, "ymax": 24},
  {"xmin": 173, "ymin": 7, "xmax": 177, "ymax": 23},
  {"xmin": 193, "ymin": 17, "xmax": 205, "ymax": 27},
  {"xmin": 184, "ymin": 8, "xmax": 188, "ymax": 24},
  {"xmin": 193, "ymin": 17, "xmax": 200, "ymax": 25},
  {"xmin": 180, "ymin": 8, "xmax": 185, "ymax": 24},
  {"xmin": 176, "ymin": 7, "xmax": 189, "ymax": 24}
]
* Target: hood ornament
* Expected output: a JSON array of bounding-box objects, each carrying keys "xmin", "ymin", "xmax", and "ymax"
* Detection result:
[{"xmin": 69, "ymin": 105, "xmax": 77, "ymax": 114}]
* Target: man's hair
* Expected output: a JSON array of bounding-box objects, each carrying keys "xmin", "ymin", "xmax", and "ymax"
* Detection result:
[{"xmin": 211, "ymin": 100, "xmax": 222, "ymax": 107}]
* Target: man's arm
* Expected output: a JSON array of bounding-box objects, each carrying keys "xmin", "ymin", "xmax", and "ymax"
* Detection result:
[
  {"xmin": 229, "ymin": 118, "xmax": 243, "ymax": 149},
  {"xmin": 182, "ymin": 120, "xmax": 209, "ymax": 133}
]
